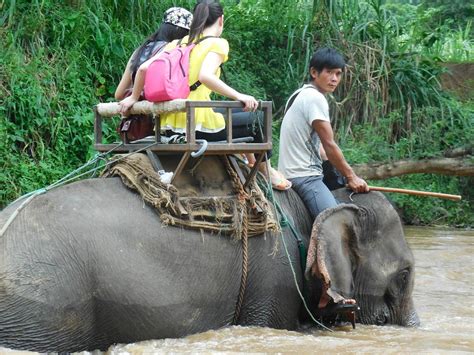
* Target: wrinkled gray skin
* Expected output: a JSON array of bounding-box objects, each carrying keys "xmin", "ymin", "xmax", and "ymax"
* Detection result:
[{"xmin": 0, "ymin": 178, "xmax": 418, "ymax": 352}]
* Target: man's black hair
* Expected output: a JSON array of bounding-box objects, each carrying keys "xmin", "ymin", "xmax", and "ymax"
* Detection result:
[{"xmin": 309, "ymin": 47, "xmax": 346, "ymax": 74}]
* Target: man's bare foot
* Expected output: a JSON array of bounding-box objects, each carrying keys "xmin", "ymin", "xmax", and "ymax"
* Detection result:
[
  {"xmin": 253, "ymin": 164, "xmax": 292, "ymax": 191},
  {"xmin": 341, "ymin": 298, "xmax": 356, "ymax": 305},
  {"xmin": 316, "ymin": 299, "xmax": 360, "ymax": 318},
  {"xmin": 318, "ymin": 292, "xmax": 356, "ymax": 308}
]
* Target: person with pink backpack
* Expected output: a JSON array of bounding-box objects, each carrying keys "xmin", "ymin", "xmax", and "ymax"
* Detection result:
[
  {"xmin": 119, "ymin": 0, "xmax": 291, "ymax": 191},
  {"xmin": 114, "ymin": 7, "xmax": 192, "ymax": 142},
  {"xmin": 115, "ymin": 7, "xmax": 193, "ymax": 101}
]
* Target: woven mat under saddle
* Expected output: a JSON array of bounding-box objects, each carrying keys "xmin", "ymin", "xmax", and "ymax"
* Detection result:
[{"xmin": 101, "ymin": 153, "xmax": 279, "ymax": 238}]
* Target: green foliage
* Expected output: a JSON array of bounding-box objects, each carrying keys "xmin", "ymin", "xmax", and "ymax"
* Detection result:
[
  {"xmin": 1, "ymin": 0, "xmax": 472, "ymax": 227},
  {"xmin": 385, "ymin": 1, "xmax": 473, "ymax": 62},
  {"xmin": 340, "ymin": 102, "xmax": 473, "ymax": 226},
  {"xmin": 419, "ymin": 0, "xmax": 474, "ymax": 34},
  {"xmin": 369, "ymin": 175, "xmax": 473, "ymax": 228}
]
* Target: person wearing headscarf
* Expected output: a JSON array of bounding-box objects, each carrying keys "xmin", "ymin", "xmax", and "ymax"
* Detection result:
[{"xmin": 115, "ymin": 7, "xmax": 193, "ymax": 100}]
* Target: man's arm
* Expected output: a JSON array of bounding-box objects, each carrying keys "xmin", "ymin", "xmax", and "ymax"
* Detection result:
[{"xmin": 313, "ymin": 120, "xmax": 369, "ymax": 193}]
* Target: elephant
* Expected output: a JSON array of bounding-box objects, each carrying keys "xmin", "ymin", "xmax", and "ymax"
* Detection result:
[{"xmin": 0, "ymin": 156, "xmax": 419, "ymax": 352}]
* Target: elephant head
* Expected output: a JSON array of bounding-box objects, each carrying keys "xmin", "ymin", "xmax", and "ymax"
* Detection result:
[{"xmin": 305, "ymin": 190, "xmax": 419, "ymax": 327}]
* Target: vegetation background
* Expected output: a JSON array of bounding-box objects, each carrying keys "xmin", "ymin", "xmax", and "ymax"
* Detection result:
[{"xmin": 1, "ymin": 0, "xmax": 473, "ymax": 226}]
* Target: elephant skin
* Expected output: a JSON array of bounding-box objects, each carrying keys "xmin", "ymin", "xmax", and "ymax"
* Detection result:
[{"xmin": 0, "ymin": 177, "xmax": 418, "ymax": 352}]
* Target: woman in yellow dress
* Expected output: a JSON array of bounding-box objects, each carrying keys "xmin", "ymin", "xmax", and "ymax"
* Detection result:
[{"xmin": 119, "ymin": 0, "xmax": 291, "ymax": 190}]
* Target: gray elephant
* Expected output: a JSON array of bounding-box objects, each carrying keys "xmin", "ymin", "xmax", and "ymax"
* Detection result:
[{"xmin": 0, "ymin": 159, "xmax": 418, "ymax": 352}]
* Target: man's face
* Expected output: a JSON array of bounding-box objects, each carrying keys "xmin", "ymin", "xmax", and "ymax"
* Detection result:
[{"xmin": 311, "ymin": 67, "xmax": 343, "ymax": 94}]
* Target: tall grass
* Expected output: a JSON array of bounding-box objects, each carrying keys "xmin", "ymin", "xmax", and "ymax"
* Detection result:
[{"xmin": 302, "ymin": 0, "xmax": 464, "ymax": 141}]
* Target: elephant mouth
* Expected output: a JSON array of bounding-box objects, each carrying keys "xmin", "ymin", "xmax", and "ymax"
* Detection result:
[
  {"xmin": 375, "ymin": 313, "xmax": 389, "ymax": 326},
  {"xmin": 358, "ymin": 306, "xmax": 420, "ymax": 327},
  {"xmin": 355, "ymin": 312, "xmax": 388, "ymax": 326}
]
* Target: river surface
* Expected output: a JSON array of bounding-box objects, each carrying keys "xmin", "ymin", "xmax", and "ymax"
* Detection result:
[{"xmin": 2, "ymin": 226, "xmax": 473, "ymax": 354}]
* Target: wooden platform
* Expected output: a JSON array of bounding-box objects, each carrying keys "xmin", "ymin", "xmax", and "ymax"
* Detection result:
[
  {"xmin": 93, "ymin": 99, "xmax": 273, "ymax": 186},
  {"xmin": 94, "ymin": 100, "xmax": 272, "ymax": 154}
]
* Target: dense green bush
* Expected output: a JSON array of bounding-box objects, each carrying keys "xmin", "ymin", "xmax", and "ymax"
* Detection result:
[{"xmin": 1, "ymin": 0, "xmax": 472, "ymax": 226}]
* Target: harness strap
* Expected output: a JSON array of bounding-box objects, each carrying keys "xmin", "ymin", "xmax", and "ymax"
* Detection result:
[
  {"xmin": 258, "ymin": 175, "xmax": 333, "ymax": 331},
  {"xmin": 257, "ymin": 178, "xmax": 308, "ymax": 286},
  {"xmin": 272, "ymin": 196, "xmax": 307, "ymax": 274}
]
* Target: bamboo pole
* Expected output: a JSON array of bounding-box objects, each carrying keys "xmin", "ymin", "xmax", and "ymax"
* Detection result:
[{"xmin": 368, "ymin": 186, "xmax": 462, "ymax": 201}]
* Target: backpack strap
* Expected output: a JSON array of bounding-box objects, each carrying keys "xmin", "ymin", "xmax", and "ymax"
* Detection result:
[
  {"xmin": 150, "ymin": 41, "xmax": 168, "ymax": 57},
  {"xmin": 188, "ymin": 36, "xmax": 226, "ymax": 91},
  {"xmin": 132, "ymin": 40, "xmax": 168, "ymax": 83},
  {"xmin": 284, "ymin": 84, "xmax": 318, "ymax": 115},
  {"xmin": 194, "ymin": 35, "xmax": 219, "ymax": 45}
]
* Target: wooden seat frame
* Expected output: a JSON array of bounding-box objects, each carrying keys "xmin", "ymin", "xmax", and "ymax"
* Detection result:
[{"xmin": 94, "ymin": 100, "xmax": 273, "ymax": 187}]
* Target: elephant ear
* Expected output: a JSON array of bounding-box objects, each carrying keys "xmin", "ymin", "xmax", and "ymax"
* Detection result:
[{"xmin": 305, "ymin": 203, "xmax": 361, "ymax": 305}]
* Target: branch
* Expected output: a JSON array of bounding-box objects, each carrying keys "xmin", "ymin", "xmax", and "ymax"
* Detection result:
[
  {"xmin": 353, "ymin": 156, "xmax": 474, "ymax": 180},
  {"xmin": 443, "ymin": 146, "xmax": 473, "ymax": 158},
  {"xmin": 96, "ymin": 100, "xmax": 187, "ymax": 118}
]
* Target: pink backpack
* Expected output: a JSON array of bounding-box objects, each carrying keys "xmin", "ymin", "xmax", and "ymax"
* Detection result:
[{"xmin": 144, "ymin": 37, "xmax": 214, "ymax": 102}]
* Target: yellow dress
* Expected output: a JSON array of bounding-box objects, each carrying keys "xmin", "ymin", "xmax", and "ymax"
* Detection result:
[{"xmin": 160, "ymin": 35, "xmax": 229, "ymax": 133}]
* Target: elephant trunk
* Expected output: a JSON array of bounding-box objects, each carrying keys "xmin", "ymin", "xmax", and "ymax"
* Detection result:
[
  {"xmin": 400, "ymin": 299, "xmax": 420, "ymax": 327},
  {"xmin": 356, "ymin": 295, "xmax": 420, "ymax": 327}
]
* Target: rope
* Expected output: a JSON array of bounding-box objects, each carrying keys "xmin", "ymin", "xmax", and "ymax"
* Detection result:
[
  {"xmin": 233, "ymin": 196, "xmax": 248, "ymax": 325},
  {"xmin": 0, "ymin": 190, "xmax": 45, "ymax": 237},
  {"xmin": 222, "ymin": 156, "xmax": 250, "ymax": 325},
  {"xmin": 224, "ymin": 149, "xmax": 331, "ymax": 329},
  {"xmin": 0, "ymin": 141, "xmax": 158, "ymax": 239}
]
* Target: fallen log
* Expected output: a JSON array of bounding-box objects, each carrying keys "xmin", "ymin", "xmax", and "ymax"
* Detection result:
[{"xmin": 353, "ymin": 156, "xmax": 474, "ymax": 180}]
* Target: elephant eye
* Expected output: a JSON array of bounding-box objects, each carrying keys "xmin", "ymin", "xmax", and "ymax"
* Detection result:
[
  {"xmin": 385, "ymin": 268, "xmax": 411, "ymax": 303},
  {"xmin": 397, "ymin": 269, "xmax": 410, "ymax": 287}
]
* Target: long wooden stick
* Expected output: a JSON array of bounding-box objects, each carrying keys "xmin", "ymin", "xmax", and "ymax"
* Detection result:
[{"xmin": 368, "ymin": 186, "xmax": 462, "ymax": 201}]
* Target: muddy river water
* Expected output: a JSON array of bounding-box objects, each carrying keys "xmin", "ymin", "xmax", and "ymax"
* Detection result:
[{"xmin": 3, "ymin": 226, "xmax": 473, "ymax": 354}]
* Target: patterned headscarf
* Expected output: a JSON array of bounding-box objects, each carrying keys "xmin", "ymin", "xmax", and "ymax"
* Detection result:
[{"xmin": 163, "ymin": 7, "xmax": 193, "ymax": 30}]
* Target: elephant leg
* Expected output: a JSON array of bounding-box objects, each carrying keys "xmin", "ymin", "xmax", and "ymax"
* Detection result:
[{"xmin": 0, "ymin": 286, "xmax": 104, "ymax": 352}]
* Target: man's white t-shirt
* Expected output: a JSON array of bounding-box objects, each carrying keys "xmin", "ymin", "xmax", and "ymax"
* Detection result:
[{"xmin": 278, "ymin": 84, "xmax": 330, "ymax": 179}]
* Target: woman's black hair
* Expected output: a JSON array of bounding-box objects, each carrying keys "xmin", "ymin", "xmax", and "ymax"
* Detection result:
[
  {"xmin": 130, "ymin": 23, "xmax": 189, "ymax": 77},
  {"xmin": 309, "ymin": 47, "xmax": 346, "ymax": 74},
  {"xmin": 188, "ymin": 0, "xmax": 223, "ymax": 44}
]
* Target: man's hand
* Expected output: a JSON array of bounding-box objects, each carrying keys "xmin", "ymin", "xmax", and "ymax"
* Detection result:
[{"xmin": 346, "ymin": 175, "xmax": 369, "ymax": 193}]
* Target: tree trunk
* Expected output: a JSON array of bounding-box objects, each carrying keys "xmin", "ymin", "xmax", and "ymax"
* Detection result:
[{"xmin": 353, "ymin": 156, "xmax": 474, "ymax": 180}]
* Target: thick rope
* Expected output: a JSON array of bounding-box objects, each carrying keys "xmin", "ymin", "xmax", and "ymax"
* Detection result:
[
  {"xmin": 222, "ymin": 156, "xmax": 250, "ymax": 325},
  {"xmin": 233, "ymin": 195, "xmax": 248, "ymax": 325}
]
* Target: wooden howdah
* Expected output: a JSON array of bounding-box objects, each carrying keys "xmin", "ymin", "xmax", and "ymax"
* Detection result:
[
  {"xmin": 94, "ymin": 100, "xmax": 273, "ymax": 186},
  {"xmin": 94, "ymin": 100, "xmax": 272, "ymax": 154}
]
